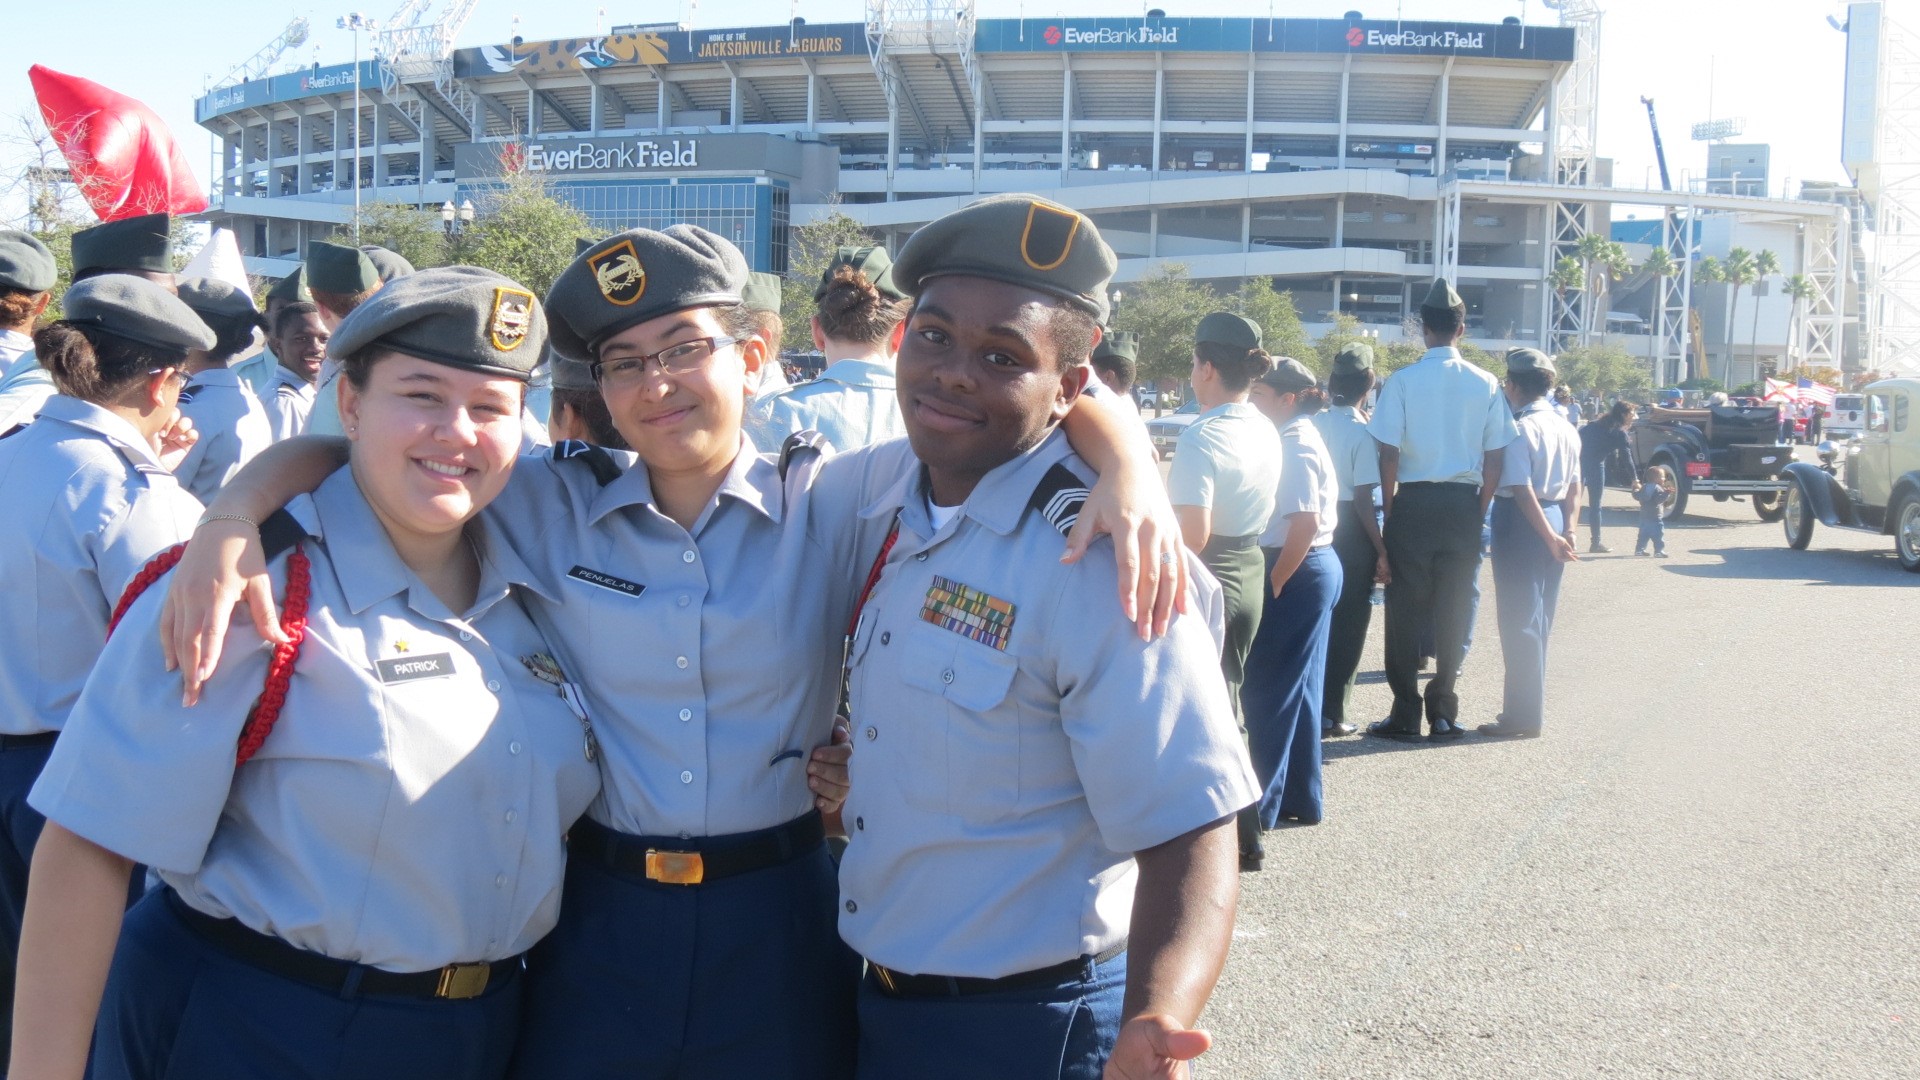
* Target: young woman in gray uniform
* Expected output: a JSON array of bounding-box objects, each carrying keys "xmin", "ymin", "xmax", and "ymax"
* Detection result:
[
  {"xmin": 0, "ymin": 276, "xmax": 208, "ymax": 1069},
  {"xmin": 157, "ymin": 220, "xmax": 1178, "ymax": 1080},
  {"xmin": 11, "ymin": 268, "xmax": 601, "ymax": 1080},
  {"xmin": 173, "ymin": 278, "xmax": 274, "ymax": 501}
]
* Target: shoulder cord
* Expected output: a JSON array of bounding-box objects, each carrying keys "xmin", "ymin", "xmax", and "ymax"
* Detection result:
[
  {"xmin": 837, "ymin": 515, "xmax": 902, "ymax": 723},
  {"xmin": 108, "ymin": 542, "xmax": 314, "ymax": 765}
]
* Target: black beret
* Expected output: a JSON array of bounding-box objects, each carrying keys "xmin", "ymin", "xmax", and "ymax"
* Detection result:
[
  {"xmin": 326, "ymin": 266, "xmax": 547, "ymax": 382},
  {"xmin": 1332, "ymin": 342, "xmax": 1375, "ymax": 374},
  {"xmin": 358, "ymin": 245, "xmax": 414, "ymax": 283},
  {"xmin": 1420, "ymin": 277, "xmax": 1464, "ymax": 312},
  {"xmin": 62, "ymin": 274, "xmax": 215, "ymax": 355},
  {"xmin": 1260, "ymin": 356, "xmax": 1319, "ymax": 394},
  {"xmin": 1505, "ymin": 347, "xmax": 1556, "ymax": 375},
  {"xmin": 545, "ymin": 225, "xmax": 748, "ymax": 362},
  {"xmin": 264, "ymin": 268, "xmax": 311, "ymax": 307},
  {"xmin": 1092, "ymin": 329, "xmax": 1138, "ymax": 365},
  {"xmin": 0, "ymin": 230, "xmax": 56, "ymax": 293},
  {"xmin": 742, "ymin": 272, "xmax": 783, "ymax": 315},
  {"xmin": 816, "ymin": 245, "xmax": 905, "ymax": 301},
  {"xmin": 176, "ymin": 278, "xmax": 266, "ymax": 331},
  {"xmin": 892, "ymin": 194, "xmax": 1116, "ymax": 321},
  {"xmin": 71, "ymin": 213, "xmax": 171, "ymax": 276},
  {"xmin": 1196, "ymin": 311, "xmax": 1262, "ymax": 351},
  {"xmin": 307, "ymin": 241, "xmax": 380, "ymax": 295}
]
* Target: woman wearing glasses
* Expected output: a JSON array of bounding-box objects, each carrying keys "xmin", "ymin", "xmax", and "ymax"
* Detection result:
[{"xmin": 159, "ymin": 223, "xmax": 1177, "ymax": 1080}]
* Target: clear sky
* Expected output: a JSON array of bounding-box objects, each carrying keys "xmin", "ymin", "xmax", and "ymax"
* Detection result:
[{"xmin": 2, "ymin": 0, "xmax": 1857, "ymax": 222}]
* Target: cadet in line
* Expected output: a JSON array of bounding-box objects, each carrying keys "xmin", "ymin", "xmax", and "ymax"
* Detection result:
[
  {"xmin": 749, "ymin": 245, "xmax": 910, "ymax": 454},
  {"xmin": 1314, "ymin": 344, "xmax": 1388, "ymax": 738},
  {"xmin": 172, "ymin": 279, "xmax": 274, "ymax": 501}
]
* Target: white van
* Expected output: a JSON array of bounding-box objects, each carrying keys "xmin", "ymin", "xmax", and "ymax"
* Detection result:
[{"xmin": 1827, "ymin": 393, "xmax": 1866, "ymax": 439}]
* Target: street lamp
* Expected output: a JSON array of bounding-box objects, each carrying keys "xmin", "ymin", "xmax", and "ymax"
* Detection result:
[
  {"xmin": 338, "ymin": 12, "xmax": 379, "ymax": 241},
  {"xmin": 1109, "ymin": 288, "xmax": 1123, "ymax": 319}
]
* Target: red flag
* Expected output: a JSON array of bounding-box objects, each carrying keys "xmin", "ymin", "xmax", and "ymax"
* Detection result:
[{"xmin": 28, "ymin": 65, "xmax": 207, "ymax": 221}]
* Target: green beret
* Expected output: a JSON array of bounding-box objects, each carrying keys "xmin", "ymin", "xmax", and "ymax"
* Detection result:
[
  {"xmin": 176, "ymin": 278, "xmax": 266, "ymax": 332},
  {"xmin": 549, "ymin": 347, "xmax": 597, "ymax": 392},
  {"xmin": 1092, "ymin": 329, "xmax": 1138, "ymax": 365},
  {"xmin": 816, "ymin": 245, "xmax": 905, "ymax": 302},
  {"xmin": 264, "ymin": 268, "xmax": 311, "ymax": 307},
  {"xmin": 1419, "ymin": 277, "xmax": 1464, "ymax": 312},
  {"xmin": 892, "ymin": 194, "xmax": 1116, "ymax": 321},
  {"xmin": 61, "ymin": 274, "xmax": 214, "ymax": 356},
  {"xmin": 1505, "ymin": 347, "xmax": 1556, "ymax": 375},
  {"xmin": 71, "ymin": 213, "xmax": 172, "ymax": 277},
  {"xmin": 741, "ymin": 272, "xmax": 783, "ymax": 315},
  {"xmin": 326, "ymin": 266, "xmax": 547, "ymax": 382},
  {"xmin": 306, "ymin": 241, "xmax": 380, "ymax": 295},
  {"xmin": 1195, "ymin": 311, "xmax": 1262, "ymax": 351},
  {"xmin": 358, "ymin": 245, "xmax": 414, "ymax": 283},
  {"xmin": 1332, "ymin": 342, "xmax": 1374, "ymax": 374},
  {"xmin": 1260, "ymin": 356, "xmax": 1318, "ymax": 394},
  {"xmin": 0, "ymin": 230, "xmax": 56, "ymax": 293},
  {"xmin": 545, "ymin": 225, "xmax": 748, "ymax": 362}
]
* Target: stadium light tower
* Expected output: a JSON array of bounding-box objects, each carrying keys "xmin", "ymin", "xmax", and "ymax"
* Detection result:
[{"xmin": 339, "ymin": 12, "xmax": 380, "ymax": 240}]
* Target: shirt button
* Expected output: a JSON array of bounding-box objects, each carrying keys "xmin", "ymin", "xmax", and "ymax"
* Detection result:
[
  {"xmin": 682, "ymin": 549, "xmax": 697, "ymax": 563},
  {"xmin": 914, "ymin": 552, "xmax": 928, "ymax": 561},
  {"xmin": 678, "ymin": 595, "xmax": 690, "ymax": 607},
  {"xmin": 676, "ymin": 656, "xmax": 689, "ymax": 669},
  {"xmin": 855, "ymin": 816, "xmax": 864, "ymax": 830},
  {"xmin": 509, "ymin": 741, "xmax": 522, "ymax": 755},
  {"xmin": 504, "ymin": 809, "xmax": 516, "ymax": 823},
  {"xmin": 679, "ymin": 708, "xmax": 692, "ymax": 722},
  {"xmin": 494, "ymin": 873, "xmax": 507, "ymax": 888},
  {"xmin": 459, "ymin": 630, "xmax": 472, "ymax": 641},
  {"xmin": 845, "ymin": 900, "xmax": 857, "ymax": 913},
  {"xmin": 680, "ymin": 770, "xmax": 694, "ymax": 784},
  {"xmin": 941, "ymin": 669, "xmax": 954, "ymax": 684},
  {"xmin": 486, "ymin": 679, "xmax": 501, "ymax": 692},
  {"xmin": 880, "ymin": 631, "xmax": 891, "ymax": 645},
  {"xmin": 864, "ymin": 726, "xmax": 877, "ymax": 741}
]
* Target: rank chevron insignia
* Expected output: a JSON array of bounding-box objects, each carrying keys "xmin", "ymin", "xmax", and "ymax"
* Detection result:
[{"xmin": 1027, "ymin": 463, "xmax": 1091, "ymax": 537}]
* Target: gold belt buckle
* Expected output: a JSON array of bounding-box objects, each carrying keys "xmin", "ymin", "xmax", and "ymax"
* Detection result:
[
  {"xmin": 645, "ymin": 849, "xmax": 705, "ymax": 885},
  {"xmin": 434, "ymin": 962, "xmax": 492, "ymax": 1000}
]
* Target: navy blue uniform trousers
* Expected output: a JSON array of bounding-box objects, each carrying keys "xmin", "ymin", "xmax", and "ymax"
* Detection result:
[
  {"xmin": 511, "ymin": 819, "xmax": 859, "ymax": 1080},
  {"xmin": 92, "ymin": 889, "xmax": 521, "ymax": 1080},
  {"xmin": 855, "ymin": 952, "xmax": 1125, "ymax": 1080},
  {"xmin": 1321, "ymin": 503, "xmax": 1378, "ymax": 727},
  {"xmin": 1490, "ymin": 499, "xmax": 1567, "ymax": 734},
  {"xmin": 1382, "ymin": 483, "xmax": 1485, "ymax": 730},
  {"xmin": 1243, "ymin": 546, "xmax": 1342, "ymax": 826},
  {"xmin": 0, "ymin": 736, "xmax": 56, "ymax": 1070}
]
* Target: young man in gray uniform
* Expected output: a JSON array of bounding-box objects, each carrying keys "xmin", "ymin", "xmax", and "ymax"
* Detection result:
[
  {"xmin": 840, "ymin": 193, "xmax": 1258, "ymax": 1080},
  {"xmin": 1366, "ymin": 279, "xmax": 1518, "ymax": 742}
]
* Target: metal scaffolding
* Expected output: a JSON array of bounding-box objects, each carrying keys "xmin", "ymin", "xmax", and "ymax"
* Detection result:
[
  {"xmin": 1542, "ymin": 0, "xmax": 1603, "ymax": 353},
  {"xmin": 865, "ymin": 0, "xmax": 978, "ymax": 201},
  {"xmin": 1861, "ymin": 2, "xmax": 1920, "ymax": 374}
]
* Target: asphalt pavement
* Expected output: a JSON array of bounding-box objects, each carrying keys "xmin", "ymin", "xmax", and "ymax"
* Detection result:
[{"xmin": 1203, "ymin": 493, "xmax": 1920, "ymax": 1079}]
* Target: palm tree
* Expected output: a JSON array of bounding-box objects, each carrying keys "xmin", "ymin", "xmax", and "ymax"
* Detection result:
[
  {"xmin": 1783, "ymin": 273, "xmax": 1818, "ymax": 374},
  {"xmin": 1550, "ymin": 256, "xmax": 1583, "ymax": 347},
  {"xmin": 1574, "ymin": 234, "xmax": 1630, "ymax": 344},
  {"xmin": 1721, "ymin": 247, "xmax": 1757, "ymax": 386},
  {"xmin": 1641, "ymin": 246, "xmax": 1679, "ymax": 382},
  {"xmin": 1689, "ymin": 256, "xmax": 1725, "ymax": 385},
  {"xmin": 1748, "ymin": 248, "xmax": 1781, "ymax": 375}
]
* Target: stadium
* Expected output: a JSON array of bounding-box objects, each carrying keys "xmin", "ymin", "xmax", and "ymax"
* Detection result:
[{"xmin": 196, "ymin": 1, "xmax": 1886, "ymax": 383}]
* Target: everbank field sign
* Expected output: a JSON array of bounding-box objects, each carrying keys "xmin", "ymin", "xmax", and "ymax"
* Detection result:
[
  {"xmin": 1349, "ymin": 26, "xmax": 1486, "ymax": 51},
  {"xmin": 524, "ymin": 139, "xmax": 701, "ymax": 173}
]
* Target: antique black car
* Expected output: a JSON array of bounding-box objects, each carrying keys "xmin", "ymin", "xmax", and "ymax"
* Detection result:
[
  {"xmin": 1627, "ymin": 403, "xmax": 1796, "ymax": 521},
  {"xmin": 1780, "ymin": 378, "xmax": 1920, "ymax": 573}
]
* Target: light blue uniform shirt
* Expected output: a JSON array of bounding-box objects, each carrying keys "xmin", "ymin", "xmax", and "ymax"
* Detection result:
[
  {"xmin": 175, "ymin": 368, "xmax": 274, "ymax": 503},
  {"xmin": 0, "ymin": 329, "xmax": 31, "ymax": 373},
  {"xmin": 1497, "ymin": 399, "xmax": 1583, "ymax": 503},
  {"xmin": 0, "ymin": 396, "xmax": 201, "ymax": 735},
  {"xmin": 0, "ymin": 353, "xmax": 55, "ymax": 434},
  {"xmin": 32, "ymin": 469, "xmax": 601, "ymax": 971},
  {"xmin": 748, "ymin": 356, "xmax": 905, "ymax": 454},
  {"xmin": 1167, "ymin": 402, "xmax": 1282, "ymax": 538},
  {"xmin": 837, "ymin": 430, "xmax": 1258, "ymax": 978},
  {"xmin": 1262, "ymin": 414, "xmax": 1339, "ymax": 550},
  {"xmin": 1311, "ymin": 405, "xmax": 1381, "ymax": 502},
  {"xmin": 1367, "ymin": 347, "xmax": 1518, "ymax": 486},
  {"xmin": 264, "ymin": 363, "xmax": 315, "ymax": 442},
  {"xmin": 230, "ymin": 349, "xmax": 279, "ymax": 403}
]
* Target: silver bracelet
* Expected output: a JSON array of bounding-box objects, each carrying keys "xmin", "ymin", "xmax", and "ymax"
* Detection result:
[{"xmin": 196, "ymin": 513, "xmax": 259, "ymax": 531}]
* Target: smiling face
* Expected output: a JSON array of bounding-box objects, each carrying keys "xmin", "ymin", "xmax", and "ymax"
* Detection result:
[
  {"xmin": 272, "ymin": 311, "xmax": 329, "ymax": 383},
  {"xmin": 895, "ymin": 276, "xmax": 1089, "ymax": 505},
  {"xmin": 339, "ymin": 351, "xmax": 524, "ymax": 548},
  {"xmin": 594, "ymin": 304, "xmax": 762, "ymax": 479}
]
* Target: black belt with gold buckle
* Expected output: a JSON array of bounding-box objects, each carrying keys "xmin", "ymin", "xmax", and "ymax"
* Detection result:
[
  {"xmin": 869, "ymin": 941, "xmax": 1128, "ymax": 999},
  {"xmin": 570, "ymin": 812, "xmax": 825, "ymax": 887},
  {"xmin": 167, "ymin": 889, "xmax": 519, "ymax": 1001}
]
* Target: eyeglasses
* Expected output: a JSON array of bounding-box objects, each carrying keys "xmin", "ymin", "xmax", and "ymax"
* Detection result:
[{"xmin": 593, "ymin": 336, "xmax": 739, "ymax": 388}]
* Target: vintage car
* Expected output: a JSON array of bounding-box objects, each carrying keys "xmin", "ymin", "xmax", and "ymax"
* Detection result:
[
  {"xmin": 1144, "ymin": 400, "xmax": 1201, "ymax": 458},
  {"xmin": 1629, "ymin": 403, "xmax": 1796, "ymax": 521},
  {"xmin": 1780, "ymin": 378, "xmax": 1920, "ymax": 573}
]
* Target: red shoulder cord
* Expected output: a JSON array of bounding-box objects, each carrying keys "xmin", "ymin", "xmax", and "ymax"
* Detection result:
[{"xmin": 107, "ymin": 543, "xmax": 314, "ymax": 765}]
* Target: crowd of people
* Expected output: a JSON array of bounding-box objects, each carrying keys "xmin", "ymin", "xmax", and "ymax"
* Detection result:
[{"xmin": 0, "ymin": 192, "xmax": 1620, "ymax": 1079}]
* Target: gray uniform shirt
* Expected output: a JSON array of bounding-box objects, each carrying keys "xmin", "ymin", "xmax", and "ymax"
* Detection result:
[
  {"xmin": 0, "ymin": 396, "xmax": 201, "ymax": 734},
  {"xmin": 1497, "ymin": 399, "xmax": 1583, "ymax": 503},
  {"xmin": 748, "ymin": 356, "xmax": 905, "ymax": 454},
  {"xmin": 1311, "ymin": 405, "xmax": 1382, "ymax": 502},
  {"xmin": 264, "ymin": 364, "xmax": 315, "ymax": 442},
  {"xmin": 0, "ymin": 353, "xmax": 55, "ymax": 435},
  {"xmin": 1262, "ymin": 414, "xmax": 1340, "ymax": 550},
  {"xmin": 229, "ymin": 349, "xmax": 279, "ymax": 403},
  {"xmin": 1167, "ymin": 402, "xmax": 1283, "ymax": 538},
  {"xmin": 838, "ymin": 431, "xmax": 1259, "ymax": 978},
  {"xmin": 32, "ymin": 469, "xmax": 601, "ymax": 971},
  {"xmin": 176, "ymin": 368, "xmax": 275, "ymax": 503},
  {"xmin": 1367, "ymin": 347, "xmax": 1518, "ymax": 486}
]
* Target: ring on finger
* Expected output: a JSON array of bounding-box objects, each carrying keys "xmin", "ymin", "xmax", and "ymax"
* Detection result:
[{"xmin": 1158, "ymin": 550, "xmax": 1176, "ymax": 565}]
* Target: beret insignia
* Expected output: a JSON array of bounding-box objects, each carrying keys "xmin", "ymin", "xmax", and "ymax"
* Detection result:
[
  {"xmin": 490, "ymin": 287, "xmax": 536, "ymax": 351},
  {"xmin": 1020, "ymin": 202, "xmax": 1081, "ymax": 272},
  {"xmin": 590, "ymin": 240, "xmax": 647, "ymax": 306}
]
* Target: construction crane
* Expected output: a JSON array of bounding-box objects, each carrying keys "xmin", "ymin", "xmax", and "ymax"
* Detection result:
[
  {"xmin": 213, "ymin": 17, "xmax": 311, "ymax": 88},
  {"xmin": 1641, "ymin": 95, "xmax": 1673, "ymax": 191}
]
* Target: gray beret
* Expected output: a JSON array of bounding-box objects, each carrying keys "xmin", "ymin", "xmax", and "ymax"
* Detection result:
[
  {"xmin": 816, "ymin": 245, "xmax": 905, "ymax": 301},
  {"xmin": 742, "ymin": 272, "xmax": 783, "ymax": 315},
  {"xmin": 1420, "ymin": 277, "xmax": 1464, "ymax": 312},
  {"xmin": 358, "ymin": 245, "xmax": 415, "ymax": 283},
  {"xmin": 264, "ymin": 268, "xmax": 311, "ymax": 308},
  {"xmin": 1332, "ymin": 342, "xmax": 1374, "ymax": 374},
  {"xmin": 0, "ymin": 230, "xmax": 56, "ymax": 293},
  {"xmin": 176, "ymin": 278, "xmax": 265, "ymax": 330},
  {"xmin": 1092, "ymin": 329, "xmax": 1138, "ymax": 365},
  {"xmin": 1260, "ymin": 356, "xmax": 1318, "ymax": 394},
  {"xmin": 575, "ymin": 237, "xmax": 599, "ymax": 257},
  {"xmin": 72, "ymin": 213, "xmax": 172, "ymax": 277},
  {"xmin": 892, "ymin": 194, "xmax": 1116, "ymax": 322},
  {"xmin": 1196, "ymin": 311, "xmax": 1262, "ymax": 351},
  {"xmin": 1506, "ymin": 347, "xmax": 1556, "ymax": 375},
  {"xmin": 307, "ymin": 241, "xmax": 380, "ymax": 295},
  {"xmin": 326, "ymin": 265, "xmax": 546, "ymax": 382},
  {"xmin": 546, "ymin": 225, "xmax": 748, "ymax": 362},
  {"xmin": 548, "ymin": 346, "xmax": 596, "ymax": 392},
  {"xmin": 62, "ymin": 274, "xmax": 215, "ymax": 355}
]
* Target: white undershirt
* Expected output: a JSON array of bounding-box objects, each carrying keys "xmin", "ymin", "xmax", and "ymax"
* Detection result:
[{"xmin": 927, "ymin": 500, "xmax": 961, "ymax": 531}]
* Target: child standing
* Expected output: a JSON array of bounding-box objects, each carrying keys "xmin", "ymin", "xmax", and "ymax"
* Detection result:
[{"xmin": 1635, "ymin": 466, "xmax": 1670, "ymax": 557}]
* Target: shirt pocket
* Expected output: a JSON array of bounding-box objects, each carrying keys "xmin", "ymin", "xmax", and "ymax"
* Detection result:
[{"xmin": 896, "ymin": 629, "xmax": 1021, "ymax": 820}]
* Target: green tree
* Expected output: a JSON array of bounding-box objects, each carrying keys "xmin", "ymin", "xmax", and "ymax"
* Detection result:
[
  {"xmin": 1720, "ymin": 247, "xmax": 1757, "ymax": 386},
  {"xmin": 348, "ymin": 202, "xmax": 452, "ymax": 273},
  {"xmin": 1109, "ymin": 263, "xmax": 1214, "ymax": 384},
  {"xmin": 777, "ymin": 209, "xmax": 878, "ymax": 353},
  {"xmin": 1555, "ymin": 342, "xmax": 1651, "ymax": 398},
  {"xmin": 1574, "ymin": 234, "xmax": 1629, "ymax": 344},
  {"xmin": 1231, "ymin": 278, "xmax": 1313, "ymax": 368},
  {"xmin": 456, "ymin": 170, "xmax": 595, "ymax": 298},
  {"xmin": 1748, "ymin": 248, "xmax": 1780, "ymax": 374},
  {"xmin": 1640, "ymin": 246, "xmax": 1679, "ymax": 380},
  {"xmin": 1782, "ymin": 273, "xmax": 1818, "ymax": 373}
]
